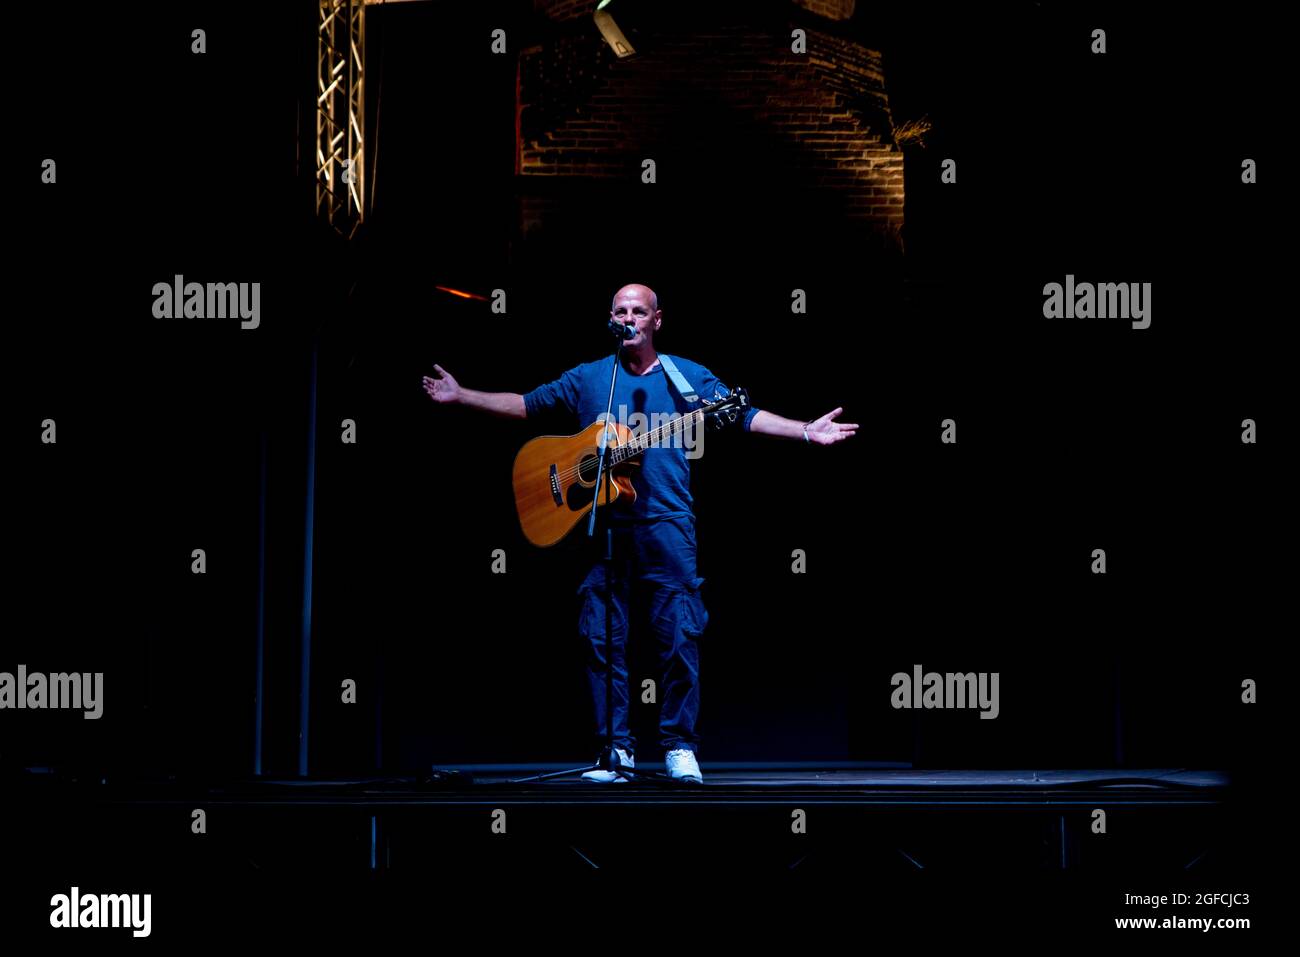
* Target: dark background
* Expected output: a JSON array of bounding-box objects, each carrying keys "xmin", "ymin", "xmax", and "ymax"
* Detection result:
[{"xmin": 9, "ymin": 2, "xmax": 1282, "ymax": 782}]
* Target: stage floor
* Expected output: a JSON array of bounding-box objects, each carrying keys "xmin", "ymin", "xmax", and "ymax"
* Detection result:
[
  {"xmin": 51, "ymin": 767, "xmax": 1228, "ymax": 808},
  {"xmin": 10, "ymin": 765, "xmax": 1252, "ymax": 882}
]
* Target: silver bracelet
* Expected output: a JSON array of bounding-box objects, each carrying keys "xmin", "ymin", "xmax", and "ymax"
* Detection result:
[{"xmin": 803, "ymin": 422, "xmax": 811, "ymax": 443}]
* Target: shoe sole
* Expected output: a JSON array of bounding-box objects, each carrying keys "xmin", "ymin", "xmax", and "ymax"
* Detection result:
[{"xmin": 581, "ymin": 772, "xmax": 633, "ymax": 783}]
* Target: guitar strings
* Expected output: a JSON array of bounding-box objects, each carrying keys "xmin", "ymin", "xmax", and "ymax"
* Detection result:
[
  {"xmin": 551, "ymin": 411, "xmax": 699, "ymax": 483},
  {"xmin": 548, "ymin": 408, "xmax": 709, "ymax": 486}
]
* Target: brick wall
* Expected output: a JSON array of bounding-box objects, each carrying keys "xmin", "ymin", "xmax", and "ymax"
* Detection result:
[
  {"xmin": 536, "ymin": 0, "xmax": 858, "ymax": 22},
  {"xmin": 533, "ymin": 0, "xmax": 598, "ymax": 22},
  {"xmin": 792, "ymin": 0, "xmax": 856, "ymax": 20},
  {"xmin": 519, "ymin": 1, "xmax": 903, "ymax": 246}
]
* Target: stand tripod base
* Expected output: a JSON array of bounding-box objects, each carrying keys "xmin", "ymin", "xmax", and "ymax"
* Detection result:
[{"xmin": 509, "ymin": 746, "xmax": 680, "ymax": 784}]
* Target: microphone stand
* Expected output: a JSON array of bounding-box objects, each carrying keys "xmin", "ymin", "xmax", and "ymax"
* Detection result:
[{"xmin": 513, "ymin": 322, "xmax": 672, "ymax": 784}]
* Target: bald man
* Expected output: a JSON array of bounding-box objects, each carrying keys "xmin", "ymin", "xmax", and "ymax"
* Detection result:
[{"xmin": 422, "ymin": 284, "xmax": 856, "ymax": 782}]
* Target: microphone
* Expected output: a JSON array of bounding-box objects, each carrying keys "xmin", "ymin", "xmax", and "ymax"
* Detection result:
[{"xmin": 608, "ymin": 319, "xmax": 638, "ymax": 340}]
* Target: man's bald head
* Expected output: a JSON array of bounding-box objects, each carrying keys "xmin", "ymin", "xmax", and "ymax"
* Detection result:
[{"xmin": 612, "ymin": 284, "xmax": 659, "ymax": 312}]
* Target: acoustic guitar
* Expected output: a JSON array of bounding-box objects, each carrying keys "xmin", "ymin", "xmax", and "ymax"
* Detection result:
[{"xmin": 512, "ymin": 387, "xmax": 750, "ymax": 546}]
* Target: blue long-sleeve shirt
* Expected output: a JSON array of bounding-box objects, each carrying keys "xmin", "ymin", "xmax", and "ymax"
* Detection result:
[{"xmin": 522, "ymin": 352, "xmax": 759, "ymax": 523}]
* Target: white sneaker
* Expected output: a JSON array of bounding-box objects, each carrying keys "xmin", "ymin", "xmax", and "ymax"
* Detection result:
[
  {"xmin": 581, "ymin": 748, "xmax": 634, "ymax": 783},
  {"xmin": 665, "ymin": 749, "xmax": 702, "ymax": 783}
]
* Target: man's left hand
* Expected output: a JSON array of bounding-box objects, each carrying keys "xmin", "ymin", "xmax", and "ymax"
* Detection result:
[{"xmin": 807, "ymin": 408, "xmax": 858, "ymax": 445}]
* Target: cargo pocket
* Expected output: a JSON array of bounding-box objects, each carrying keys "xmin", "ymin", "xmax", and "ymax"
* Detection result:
[
  {"xmin": 576, "ymin": 571, "xmax": 625, "ymax": 644},
  {"xmin": 679, "ymin": 577, "xmax": 709, "ymax": 639},
  {"xmin": 576, "ymin": 584, "xmax": 599, "ymax": 644},
  {"xmin": 576, "ymin": 567, "xmax": 602, "ymax": 638}
]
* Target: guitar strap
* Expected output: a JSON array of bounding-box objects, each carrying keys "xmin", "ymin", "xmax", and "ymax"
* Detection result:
[{"xmin": 656, "ymin": 353, "xmax": 699, "ymax": 404}]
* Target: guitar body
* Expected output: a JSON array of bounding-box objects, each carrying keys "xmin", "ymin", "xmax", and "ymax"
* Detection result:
[
  {"xmin": 512, "ymin": 419, "xmax": 641, "ymax": 547},
  {"xmin": 511, "ymin": 385, "xmax": 748, "ymax": 547}
]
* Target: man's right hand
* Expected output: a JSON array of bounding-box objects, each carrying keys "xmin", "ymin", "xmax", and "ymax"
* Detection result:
[{"xmin": 422, "ymin": 364, "xmax": 461, "ymax": 405}]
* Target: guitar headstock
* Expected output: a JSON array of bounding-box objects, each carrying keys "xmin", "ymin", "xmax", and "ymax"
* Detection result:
[{"xmin": 701, "ymin": 385, "xmax": 750, "ymax": 431}]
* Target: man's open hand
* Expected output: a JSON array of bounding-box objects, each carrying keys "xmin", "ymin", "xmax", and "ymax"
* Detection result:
[
  {"xmin": 807, "ymin": 407, "xmax": 858, "ymax": 445},
  {"xmin": 422, "ymin": 364, "xmax": 461, "ymax": 405}
]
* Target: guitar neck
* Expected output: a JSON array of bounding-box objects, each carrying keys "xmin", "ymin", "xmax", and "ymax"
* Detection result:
[{"xmin": 611, "ymin": 408, "xmax": 707, "ymax": 463}]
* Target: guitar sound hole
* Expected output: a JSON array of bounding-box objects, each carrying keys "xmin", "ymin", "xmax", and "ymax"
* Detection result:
[{"xmin": 578, "ymin": 452, "xmax": 600, "ymax": 484}]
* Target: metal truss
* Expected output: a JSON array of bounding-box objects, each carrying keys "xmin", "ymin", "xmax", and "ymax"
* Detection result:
[{"xmin": 316, "ymin": 0, "xmax": 365, "ymax": 238}]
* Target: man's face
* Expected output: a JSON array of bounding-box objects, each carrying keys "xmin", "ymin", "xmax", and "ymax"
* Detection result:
[{"xmin": 610, "ymin": 291, "xmax": 660, "ymax": 347}]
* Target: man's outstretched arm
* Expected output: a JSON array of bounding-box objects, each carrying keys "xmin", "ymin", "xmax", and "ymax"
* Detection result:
[
  {"xmin": 422, "ymin": 363, "xmax": 527, "ymax": 419},
  {"xmin": 749, "ymin": 408, "xmax": 858, "ymax": 446}
]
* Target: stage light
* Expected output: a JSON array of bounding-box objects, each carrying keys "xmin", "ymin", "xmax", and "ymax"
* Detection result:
[
  {"xmin": 594, "ymin": 0, "xmax": 637, "ymax": 59},
  {"xmin": 435, "ymin": 285, "xmax": 489, "ymax": 301}
]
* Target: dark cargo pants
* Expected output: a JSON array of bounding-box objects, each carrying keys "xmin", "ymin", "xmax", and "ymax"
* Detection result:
[{"xmin": 577, "ymin": 513, "xmax": 708, "ymax": 757}]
